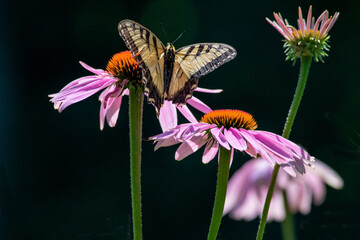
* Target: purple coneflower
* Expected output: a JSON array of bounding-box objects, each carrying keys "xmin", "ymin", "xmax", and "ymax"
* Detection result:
[
  {"xmin": 266, "ymin": 6, "xmax": 339, "ymax": 62},
  {"xmin": 150, "ymin": 109, "xmax": 314, "ymax": 177},
  {"xmin": 224, "ymin": 158, "xmax": 343, "ymax": 222},
  {"xmin": 49, "ymin": 51, "xmax": 220, "ymax": 131}
]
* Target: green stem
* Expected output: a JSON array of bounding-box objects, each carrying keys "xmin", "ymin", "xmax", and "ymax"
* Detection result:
[
  {"xmin": 207, "ymin": 147, "xmax": 232, "ymax": 240},
  {"xmin": 129, "ymin": 85, "xmax": 144, "ymax": 240},
  {"xmin": 255, "ymin": 164, "xmax": 280, "ymax": 240},
  {"xmin": 282, "ymin": 56, "xmax": 312, "ymax": 139},
  {"xmin": 255, "ymin": 56, "xmax": 312, "ymax": 240},
  {"xmin": 281, "ymin": 190, "xmax": 297, "ymax": 240}
]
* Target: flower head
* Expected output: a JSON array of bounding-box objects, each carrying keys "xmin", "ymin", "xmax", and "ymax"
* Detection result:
[
  {"xmin": 224, "ymin": 158, "xmax": 343, "ymax": 222},
  {"xmin": 49, "ymin": 51, "xmax": 219, "ymax": 131},
  {"xmin": 267, "ymin": 6, "xmax": 339, "ymax": 62},
  {"xmin": 150, "ymin": 109, "xmax": 314, "ymax": 177}
]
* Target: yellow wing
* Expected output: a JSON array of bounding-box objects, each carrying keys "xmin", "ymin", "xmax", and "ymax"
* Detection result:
[
  {"xmin": 118, "ymin": 20, "xmax": 165, "ymax": 111},
  {"xmin": 168, "ymin": 44, "xmax": 237, "ymax": 105}
]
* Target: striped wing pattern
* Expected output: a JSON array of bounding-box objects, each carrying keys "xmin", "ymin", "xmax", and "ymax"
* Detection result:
[
  {"xmin": 170, "ymin": 44, "xmax": 237, "ymax": 105},
  {"xmin": 118, "ymin": 20, "xmax": 165, "ymax": 110}
]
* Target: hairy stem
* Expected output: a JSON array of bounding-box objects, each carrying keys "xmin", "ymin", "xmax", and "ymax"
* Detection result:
[
  {"xmin": 207, "ymin": 147, "xmax": 232, "ymax": 240},
  {"xmin": 129, "ymin": 85, "xmax": 144, "ymax": 240},
  {"xmin": 256, "ymin": 56, "xmax": 312, "ymax": 240}
]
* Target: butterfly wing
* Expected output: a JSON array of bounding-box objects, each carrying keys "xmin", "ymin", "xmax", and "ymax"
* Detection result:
[
  {"xmin": 118, "ymin": 20, "xmax": 166, "ymax": 111},
  {"xmin": 168, "ymin": 44, "xmax": 237, "ymax": 105}
]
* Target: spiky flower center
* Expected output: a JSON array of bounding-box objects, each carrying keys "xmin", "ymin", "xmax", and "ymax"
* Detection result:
[
  {"xmin": 285, "ymin": 29, "xmax": 330, "ymax": 62},
  {"xmin": 106, "ymin": 51, "xmax": 142, "ymax": 84},
  {"xmin": 201, "ymin": 109, "xmax": 258, "ymax": 130}
]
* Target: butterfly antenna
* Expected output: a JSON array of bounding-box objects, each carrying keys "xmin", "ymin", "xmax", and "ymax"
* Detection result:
[
  {"xmin": 160, "ymin": 22, "xmax": 171, "ymax": 43},
  {"xmin": 173, "ymin": 31, "xmax": 185, "ymax": 44}
]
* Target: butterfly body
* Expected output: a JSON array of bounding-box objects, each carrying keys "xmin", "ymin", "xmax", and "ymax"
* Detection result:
[
  {"xmin": 163, "ymin": 43, "xmax": 176, "ymax": 99},
  {"xmin": 118, "ymin": 20, "xmax": 237, "ymax": 114}
]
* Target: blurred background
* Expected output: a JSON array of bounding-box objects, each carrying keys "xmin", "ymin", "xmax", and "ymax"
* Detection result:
[{"xmin": 1, "ymin": 0, "xmax": 359, "ymax": 239}]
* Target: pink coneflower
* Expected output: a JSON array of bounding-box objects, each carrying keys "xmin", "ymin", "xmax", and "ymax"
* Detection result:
[
  {"xmin": 150, "ymin": 109, "xmax": 314, "ymax": 177},
  {"xmin": 266, "ymin": 6, "xmax": 339, "ymax": 62},
  {"xmin": 224, "ymin": 158, "xmax": 343, "ymax": 222},
  {"xmin": 49, "ymin": 51, "xmax": 220, "ymax": 131}
]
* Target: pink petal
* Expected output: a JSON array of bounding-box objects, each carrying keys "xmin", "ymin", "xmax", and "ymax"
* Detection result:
[
  {"xmin": 159, "ymin": 100, "xmax": 178, "ymax": 132},
  {"xmin": 175, "ymin": 135, "xmax": 207, "ymax": 160},
  {"xmin": 229, "ymin": 189, "xmax": 260, "ymax": 221},
  {"xmin": 194, "ymin": 87, "xmax": 222, "ymax": 93},
  {"xmin": 50, "ymin": 73, "xmax": 117, "ymax": 112},
  {"xmin": 306, "ymin": 6, "xmax": 312, "ymax": 30},
  {"xmin": 238, "ymin": 129, "xmax": 264, "ymax": 157},
  {"xmin": 278, "ymin": 164, "xmax": 297, "ymax": 177},
  {"xmin": 105, "ymin": 95, "xmax": 123, "ymax": 128},
  {"xmin": 181, "ymin": 125, "xmax": 197, "ymax": 140},
  {"xmin": 79, "ymin": 61, "xmax": 107, "ymax": 75},
  {"xmin": 154, "ymin": 137, "xmax": 180, "ymax": 151},
  {"xmin": 297, "ymin": 181, "xmax": 312, "ymax": 215},
  {"xmin": 298, "ymin": 7, "xmax": 305, "ymax": 35},
  {"xmin": 187, "ymin": 96, "xmax": 212, "ymax": 113},
  {"xmin": 149, "ymin": 129, "xmax": 178, "ymax": 140},
  {"xmin": 250, "ymin": 131, "xmax": 295, "ymax": 163},
  {"xmin": 202, "ymin": 141, "xmax": 219, "ymax": 164},
  {"xmin": 99, "ymin": 97, "xmax": 107, "ymax": 131},
  {"xmin": 224, "ymin": 128, "xmax": 247, "ymax": 151},
  {"xmin": 312, "ymin": 160, "xmax": 344, "ymax": 189},
  {"xmin": 177, "ymin": 105, "xmax": 198, "ymax": 123},
  {"xmin": 211, "ymin": 127, "xmax": 230, "ymax": 150},
  {"xmin": 193, "ymin": 123, "xmax": 217, "ymax": 135},
  {"xmin": 267, "ymin": 190, "xmax": 286, "ymax": 222},
  {"xmin": 300, "ymin": 172, "xmax": 326, "ymax": 205},
  {"xmin": 224, "ymin": 160, "xmax": 254, "ymax": 215}
]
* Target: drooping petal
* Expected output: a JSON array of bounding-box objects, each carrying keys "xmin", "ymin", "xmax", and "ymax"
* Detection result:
[
  {"xmin": 181, "ymin": 125, "xmax": 197, "ymax": 140},
  {"xmin": 149, "ymin": 128, "xmax": 178, "ymax": 140},
  {"xmin": 99, "ymin": 84, "xmax": 124, "ymax": 130},
  {"xmin": 224, "ymin": 128, "xmax": 247, "ymax": 151},
  {"xmin": 210, "ymin": 127, "xmax": 230, "ymax": 150},
  {"xmin": 105, "ymin": 95, "xmax": 123, "ymax": 128},
  {"xmin": 229, "ymin": 128, "xmax": 247, "ymax": 150},
  {"xmin": 154, "ymin": 137, "xmax": 180, "ymax": 151},
  {"xmin": 267, "ymin": 190, "xmax": 286, "ymax": 222},
  {"xmin": 312, "ymin": 160, "xmax": 344, "ymax": 190},
  {"xmin": 251, "ymin": 131, "xmax": 295, "ymax": 162},
  {"xmin": 238, "ymin": 129, "xmax": 265, "ymax": 158},
  {"xmin": 159, "ymin": 100, "xmax": 178, "ymax": 132},
  {"xmin": 49, "ymin": 71, "xmax": 118, "ymax": 112},
  {"xmin": 229, "ymin": 188, "xmax": 261, "ymax": 221},
  {"xmin": 175, "ymin": 135, "xmax": 207, "ymax": 160},
  {"xmin": 202, "ymin": 141, "xmax": 219, "ymax": 164},
  {"xmin": 224, "ymin": 160, "xmax": 255, "ymax": 215},
  {"xmin": 177, "ymin": 105, "xmax": 198, "ymax": 123},
  {"xmin": 299, "ymin": 172, "xmax": 326, "ymax": 205}
]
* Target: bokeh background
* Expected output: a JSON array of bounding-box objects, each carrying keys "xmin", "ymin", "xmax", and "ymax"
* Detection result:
[{"xmin": 1, "ymin": 0, "xmax": 359, "ymax": 239}]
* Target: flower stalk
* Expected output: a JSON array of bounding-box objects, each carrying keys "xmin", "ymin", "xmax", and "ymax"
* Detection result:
[
  {"xmin": 129, "ymin": 85, "xmax": 144, "ymax": 240},
  {"xmin": 207, "ymin": 146, "xmax": 232, "ymax": 240},
  {"xmin": 256, "ymin": 55, "xmax": 312, "ymax": 240}
]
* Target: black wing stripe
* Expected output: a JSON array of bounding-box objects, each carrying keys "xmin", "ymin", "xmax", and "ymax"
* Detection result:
[
  {"xmin": 145, "ymin": 30, "xmax": 150, "ymax": 45},
  {"xmin": 180, "ymin": 46, "xmax": 195, "ymax": 63},
  {"xmin": 195, "ymin": 45, "xmax": 205, "ymax": 57},
  {"xmin": 152, "ymin": 35, "xmax": 159, "ymax": 59},
  {"xmin": 205, "ymin": 45, "xmax": 212, "ymax": 54},
  {"xmin": 191, "ymin": 47, "xmax": 236, "ymax": 78}
]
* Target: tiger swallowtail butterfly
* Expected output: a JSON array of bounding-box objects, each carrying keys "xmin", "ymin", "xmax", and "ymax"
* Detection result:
[{"xmin": 118, "ymin": 20, "xmax": 237, "ymax": 114}]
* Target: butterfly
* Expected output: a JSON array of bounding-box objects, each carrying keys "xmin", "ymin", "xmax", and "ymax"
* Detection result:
[{"xmin": 118, "ymin": 20, "xmax": 237, "ymax": 114}]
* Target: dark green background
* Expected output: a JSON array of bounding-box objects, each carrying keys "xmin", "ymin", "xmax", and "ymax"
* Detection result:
[{"xmin": 1, "ymin": 0, "xmax": 359, "ymax": 239}]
